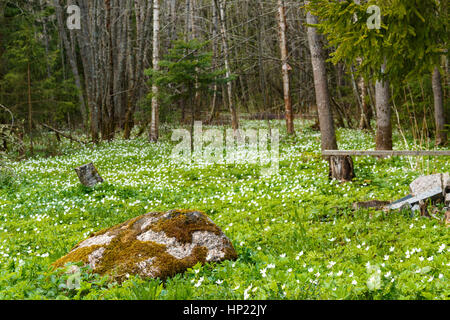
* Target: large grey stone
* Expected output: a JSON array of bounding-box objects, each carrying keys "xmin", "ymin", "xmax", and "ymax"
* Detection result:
[
  {"xmin": 444, "ymin": 173, "xmax": 450, "ymax": 192},
  {"xmin": 410, "ymin": 174, "xmax": 443, "ymax": 196},
  {"xmin": 53, "ymin": 210, "xmax": 237, "ymax": 281}
]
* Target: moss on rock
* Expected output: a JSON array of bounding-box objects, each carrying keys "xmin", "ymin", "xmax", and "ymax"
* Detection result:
[
  {"xmin": 150, "ymin": 210, "xmax": 222, "ymax": 243},
  {"xmin": 52, "ymin": 209, "xmax": 237, "ymax": 281}
]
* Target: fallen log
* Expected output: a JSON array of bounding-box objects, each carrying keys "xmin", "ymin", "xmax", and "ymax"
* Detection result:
[
  {"xmin": 41, "ymin": 123, "xmax": 87, "ymax": 145},
  {"xmin": 352, "ymin": 200, "xmax": 391, "ymax": 211}
]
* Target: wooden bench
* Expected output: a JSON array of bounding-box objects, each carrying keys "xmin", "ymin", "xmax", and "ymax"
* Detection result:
[
  {"xmin": 323, "ymin": 150, "xmax": 450, "ymax": 181},
  {"xmin": 323, "ymin": 150, "xmax": 450, "ymax": 157}
]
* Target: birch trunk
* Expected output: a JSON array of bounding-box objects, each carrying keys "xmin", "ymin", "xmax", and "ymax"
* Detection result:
[
  {"xmin": 27, "ymin": 62, "xmax": 33, "ymax": 155},
  {"xmin": 432, "ymin": 67, "xmax": 447, "ymax": 146},
  {"xmin": 104, "ymin": 0, "xmax": 115, "ymax": 141},
  {"xmin": 208, "ymin": 2, "xmax": 219, "ymax": 124},
  {"xmin": 215, "ymin": 0, "xmax": 239, "ymax": 132},
  {"xmin": 149, "ymin": 0, "xmax": 160, "ymax": 142},
  {"xmin": 277, "ymin": 0, "xmax": 294, "ymax": 135},
  {"xmin": 359, "ymin": 76, "xmax": 371, "ymax": 130},
  {"xmin": 169, "ymin": 0, "xmax": 177, "ymax": 42},
  {"xmin": 54, "ymin": 0, "xmax": 88, "ymax": 129},
  {"xmin": 353, "ymin": 1, "xmax": 370, "ymax": 130},
  {"xmin": 256, "ymin": 3, "xmax": 268, "ymax": 115},
  {"xmin": 375, "ymin": 63, "xmax": 392, "ymax": 150},
  {"xmin": 0, "ymin": 3, "xmax": 4, "ymax": 59}
]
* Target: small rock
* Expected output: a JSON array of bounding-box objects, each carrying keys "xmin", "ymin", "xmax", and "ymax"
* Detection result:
[
  {"xmin": 413, "ymin": 187, "xmax": 444, "ymax": 203},
  {"xmin": 443, "ymin": 173, "xmax": 450, "ymax": 192},
  {"xmin": 445, "ymin": 193, "xmax": 450, "ymax": 206},
  {"xmin": 53, "ymin": 210, "xmax": 237, "ymax": 281}
]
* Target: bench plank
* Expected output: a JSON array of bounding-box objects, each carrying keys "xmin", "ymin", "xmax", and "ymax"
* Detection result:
[{"xmin": 323, "ymin": 150, "xmax": 450, "ymax": 157}]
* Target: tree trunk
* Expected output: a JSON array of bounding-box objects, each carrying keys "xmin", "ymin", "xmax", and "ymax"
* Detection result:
[
  {"xmin": 277, "ymin": 0, "xmax": 294, "ymax": 135},
  {"xmin": 114, "ymin": 0, "xmax": 128, "ymax": 131},
  {"xmin": 54, "ymin": 0, "xmax": 88, "ymax": 130},
  {"xmin": 432, "ymin": 67, "xmax": 447, "ymax": 146},
  {"xmin": 208, "ymin": 2, "xmax": 219, "ymax": 124},
  {"xmin": 186, "ymin": 0, "xmax": 194, "ymax": 39},
  {"xmin": 0, "ymin": 3, "xmax": 4, "ymax": 59},
  {"xmin": 359, "ymin": 77, "xmax": 371, "ymax": 129},
  {"xmin": 329, "ymin": 156, "xmax": 355, "ymax": 182},
  {"xmin": 27, "ymin": 62, "xmax": 33, "ymax": 155},
  {"xmin": 169, "ymin": 0, "xmax": 177, "ymax": 43},
  {"xmin": 215, "ymin": 0, "xmax": 239, "ymax": 132},
  {"xmin": 104, "ymin": 0, "xmax": 115, "ymax": 141},
  {"xmin": 75, "ymin": 0, "xmax": 99, "ymax": 143},
  {"xmin": 375, "ymin": 64, "xmax": 392, "ymax": 150},
  {"xmin": 149, "ymin": 0, "xmax": 160, "ymax": 142},
  {"xmin": 123, "ymin": 0, "xmax": 152, "ymax": 139},
  {"xmin": 256, "ymin": 2, "xmax": 268, "ymax": 114},
  {"xmin": 305, "ymin": 7, "xmax": 338, "ymax": 152}
]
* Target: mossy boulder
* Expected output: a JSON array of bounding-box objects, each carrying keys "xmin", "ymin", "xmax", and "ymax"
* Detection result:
[{"xmin": 53, "ymin": 210, "xmax": 237, "ymax": 281}]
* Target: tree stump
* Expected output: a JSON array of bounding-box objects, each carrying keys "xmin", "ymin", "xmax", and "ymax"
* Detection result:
[
  {"xmin": 75, "ymin": 163, "xmax": 104, "ymax": 187},
  {"xmin": 329, "ymin": 156, "xmax": 355, "ymax": 182},
  {"xmin": 418, "ymin": 200, "xmax": 430, "ymax": 217}
]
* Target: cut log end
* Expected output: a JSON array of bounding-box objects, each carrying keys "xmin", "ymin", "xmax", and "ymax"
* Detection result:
[
  {"xmin": 329, "ymin": 155, "xmax": 355, "ymax": 182},
  {"xmin": 75, "ymin": 163, "xmax": 104, "ymax": 187}
]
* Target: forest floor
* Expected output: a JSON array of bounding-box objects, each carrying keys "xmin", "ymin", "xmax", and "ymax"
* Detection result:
[{"xmin": 0, "ymin": 119, "xmax": 449, "ymax": 300}]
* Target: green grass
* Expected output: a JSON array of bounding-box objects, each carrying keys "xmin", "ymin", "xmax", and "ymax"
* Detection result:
[{"xmin": 0, "ymin": 120, "xmax": 449, "ymax": 300}]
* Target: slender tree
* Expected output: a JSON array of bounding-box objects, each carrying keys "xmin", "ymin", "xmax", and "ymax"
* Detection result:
[
  {"xmin": 214, "ymin": 0, "xmax": 239, "ymax": 132},
  {"xmin": 277, "ymin": 0, "xmax": 294, "ymax": 135},
  {"xmin": 432, "ymin": 67, "xmax": 447, "ymax": 145},
  {"xmin": 208, "ymin": 2, "xmax": 219, "ymax": 124},
  {"xmin": 305, "ymin": 4, "xmax": 338, "ymax": 151},
  {"xmin": 27, "ymin": 62, "xmax": 33, "ymax": 155},
  {"xmin": 375, "ymin": 63, "xmax": 392, "ymax": 150},
  {"xmin": 150, "ymin": 0, "xmax": 160, "ymax": 142},
  {"xmin": 54, "ymin": 0, "xmax": 88, "ymax": 129}
]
